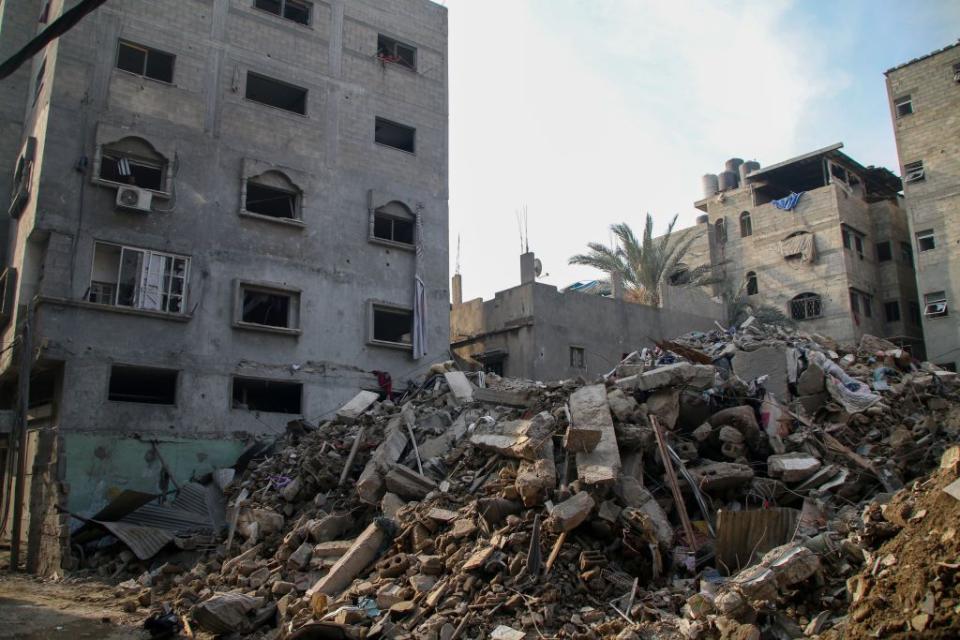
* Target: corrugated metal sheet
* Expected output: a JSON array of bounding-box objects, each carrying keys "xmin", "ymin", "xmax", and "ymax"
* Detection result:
[
  {"xmin": 97, "ymin": 521, "xmax": 175, "ymax": 561},
  {"xmin": 716, "ymin": 508, "xmax": 800, "ymax": 575}
]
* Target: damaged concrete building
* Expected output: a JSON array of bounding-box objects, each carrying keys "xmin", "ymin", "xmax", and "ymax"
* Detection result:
[
  {"xmin": 682, "ymin": 145, "xmax": 924, "ymax": 355},
  {"xmin": 885, "ymin": 41, "xmax": 960, "ymax": 371},
  {"xmin": 450, "ymin": 252, "xmax": 725, "ymax": 379},
  {"xmin": 0, "ymin": 0, "xmax": 448, "ymax": 571}
]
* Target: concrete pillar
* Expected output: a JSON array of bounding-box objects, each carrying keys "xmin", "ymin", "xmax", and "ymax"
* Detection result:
[
  {"xmin": 520, "ymin": 252, "xmax": 536, "ymax": 284},
  {"xmin": 611, "ymin": 272, "xmax": 623, "ymax": 300},
  {"xmin": 451, "ymin": 273, "xmax": 462, "ymax": 305}
]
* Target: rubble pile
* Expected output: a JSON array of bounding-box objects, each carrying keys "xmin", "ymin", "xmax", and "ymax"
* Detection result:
[{"xmin": 86, "ymin": 321, "xmax": 960, "ymax": 639}]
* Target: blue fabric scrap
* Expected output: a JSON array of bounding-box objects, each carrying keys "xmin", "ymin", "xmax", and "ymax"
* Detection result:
[{"xmin": 772, "ymin": 192, "xmax": 804, "ymax": 211}]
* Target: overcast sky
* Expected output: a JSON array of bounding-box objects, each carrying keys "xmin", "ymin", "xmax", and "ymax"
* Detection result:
[{"xmin": 443, "ymin": 0, "xmax": 960, "ymax": 301}]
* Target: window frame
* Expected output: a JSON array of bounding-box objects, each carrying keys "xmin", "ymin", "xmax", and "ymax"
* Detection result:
[
  {"xmin": 376, "ymin": 33, "xmax": 417, "ymax": 71},
  {"xmin": 89, "ymin": 241, "xmax": 190, "ymax": 315},
  {"xmin": 244, "ymin": 71, "xmax": 309, "ymax": 116},
  {"xmin": 841, "ymin": 225, "xmax": 866, "ymax": 259},
  {"xmin": 234, "ymin": 280, "xmax": 302, "ymax": 335},
  {"xmin": 368, "ymin": 301, "xmax": 414, "ymax": 350},
  {"xmin": 374, "ymin": 117, "xmax": 416, "ymax": 154},
  {"xmin": 924, "ymin": 291, "xmax": 948, "ymax": 319},
  {"xmin": 115, "ymin": 40, "xmax": 176, "ymax": 84},
  {"xmin": 904, "ymin": 160, "xmax": 925, "ymax": 183},
  {"xmin": 107, "ymin": 364, "xmax": 179, "ymax": 406},
  {"xmin": 789, "ymin": 293, "xmax": 822, "ymax": 321},
  {"xmin": 894, "ymin": 94, "xmax": 913, "ymax": 118},
  {"xmin": 95, "ymin": 137, "xmax": 170, "ymax": 195},
  {"xmin": 231, "ymin": 375, "xmax": 304, "ymax": 414},
  {"xmin": 569, "ymin": 346, "xmax": 586, "ymax": 369},
  {"xmin": 745, "ymin": 271, "xmax": 758, "ymax": 296},
  {"xmin": 241, "ymin": 173, "xmax": 304, "ymax": 226},
  {"xmin": 253, "ymin": 0, "xmax": 313, "ymax": 26},
  {"xmin": 916, "ymin": 229, "xmax": 936, "ymax": 253},
  {"xmin": 739, "ymin": 211, "xmax": 752, "ymax": 238}
]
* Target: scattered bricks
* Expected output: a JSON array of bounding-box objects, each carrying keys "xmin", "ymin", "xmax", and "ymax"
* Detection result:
[
  {"xmin": 409, "ymin": 573, "xmax": 436, "ymax": 595},
  {"xmin": 515, "ymin": 440, "xmax": 558, "ymax": 507},
  {"xmin": 564, "ymin": 384, "xmax": 611, "ymax": 453},
  {"xmin": 308, "ymin": 514, "xmax": 353, "ymax": 543},
  {"xmin": 687, "ymin": 461, "xmax": 754, "ymax": 493},
  {"xmin": 767, "ymin": 453, "xmax": 822, "ymax": 483},
  {"xmin": 336, "ymin": 390, "xmax": 379, "ymax": 424},
  {"xmin": 384, "ymin": 465, "xmax": 438, "ymax": 500},
  {"xmin": 444, "ymin": 371, "xmax": 475, "ymax": 403},
  {"xmin": 426, "ymin": 508, "xmax": 459, "ymax": 524},
  {"xmin": 450, "ymin": 519, "xmax": 478, "ymax": 539},
  {"xmin": 471, "ymin": 412, "xmax": 555, "ymax": 460},
  {"xmin": 710, "ymin": 406, "xmax": 761, "ymax": 448},
  {"xmin": 546, "ymin": 491, "xmax": 595, "ymax": 533},
  {"xmin": 307, "ymin": 520, "xmax": 394, "ymax": 597},
  {"xmin": 287, "ymin": 541, "xmax": 313, "ymax": 570}
]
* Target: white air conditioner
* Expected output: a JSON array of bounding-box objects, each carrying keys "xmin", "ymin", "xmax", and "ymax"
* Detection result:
[
  {"xmin": 116, "ymin": 186, "xmax": 152, "ymax": 212},
  {"xmin": 905, "ymin": 169, "xmax": 925, "ymax": 183},
  {"xmin": 924, "ymin": 302, "xmax": 947, "ymax": 317}
]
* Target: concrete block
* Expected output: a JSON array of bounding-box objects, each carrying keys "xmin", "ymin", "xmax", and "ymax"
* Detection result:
[
  {"xmin": 313, "ymin": 539, "xmax": 355, "ymax": 557},
  {"xmin": 546, "ymin": 491, "xmax": 595, "ymax": 532},
  {"xmin": 515, "ymin": 440, "xmax": 557, "ymax": 507},
  {"xmin": 308, "ymin": 520, "xmax": 392, "ymax": 596},
  {"xmin": 797, "ymin": 363, "xmax": 825, "ymax": 396},
  {"xmin": 564, "ymin": 384, "xmax": 611, "ymax": 452},
  {"xmin": 470, "ymin": 411, "xmax": 555, "ymax": 460},
  {"xmin": 443, "ymin": 371, "xmax": 474, "ymax": 403},
  {"xmin": 688, "ymin": 461, "xmax": 754, "ymax": 493},
  {"xmin": 622, "ymin": 362, "xmax": 716, "ymax": 392},
  {"xmin": 733, "ymin": 347, "xmax": 788, "ymax": 400},
  {"xmin": 384, "ymin": 465, "xmax": 437, "ymax": 500},
  {"xmin": 710, "ymin": 406, "xmax": 761, "ymax": 448},
  {"xmin": 576, "ymin": 395, "xmax": 622, "ymax": 486},
  {"xmin": 606, "ymin": 388, "xmax": 639, "ymax": 422},
  {"xmin": 767, "ymin": 453, "xmax": 822, "ymax": 483},
  {"xmin": 336, "ymin": 390, "xmax": 380, "ymax": 424}
]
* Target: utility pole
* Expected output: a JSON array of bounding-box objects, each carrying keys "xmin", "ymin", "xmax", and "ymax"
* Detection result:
[{"xmin": 8, "ymin": 307, "xmax": 32, "ymax": 570}]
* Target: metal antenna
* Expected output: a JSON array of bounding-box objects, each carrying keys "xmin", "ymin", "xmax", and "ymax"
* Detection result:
[
  {"xmin": 524, "ymin": 204, "xmax": 529, "ymax": 253},
  {"xmin": 455, "ymin": 234, "xmax": 461, "ymax": 275}
]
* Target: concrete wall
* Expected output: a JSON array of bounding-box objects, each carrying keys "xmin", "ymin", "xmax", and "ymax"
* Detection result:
[{"xmin": 886, "ymin": 43, "xmax": 960, "ymax": 368}]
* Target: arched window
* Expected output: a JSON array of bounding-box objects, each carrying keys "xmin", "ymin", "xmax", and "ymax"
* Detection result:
[
  {"xmin": 715, "ymin": 218, "xmax": 727, "ymax": 244},
  {"xmin": 746, "ymin": 271, "xmax": 758, "ymax": 296},
  {"xmin": 740, "ymin": 211, "xmax": 752, "ymax": 237},
  {"xmin": 98, "ymin": 136, "xmax": 167, "ymax": 191},
  {"xmin": 244, "ymin": 170, "xmax": 302, "ymax": 220},
  {"xmin": 790, "ymin": 292, "xmax": 822, "ymax": 320},
  {"xmin": 373, "ymin": 200, "xmax": 415, "ymax": 245}
]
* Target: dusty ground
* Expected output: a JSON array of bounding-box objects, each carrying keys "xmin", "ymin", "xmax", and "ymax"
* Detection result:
[{"xmin": 0, "ymin": 568, "xmax": 145, "ymax": 639}]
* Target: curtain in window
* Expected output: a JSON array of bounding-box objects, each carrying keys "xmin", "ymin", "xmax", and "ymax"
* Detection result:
[{"xmin": 412, "ymin": 212, "xmax": 427, "ymax": 360}]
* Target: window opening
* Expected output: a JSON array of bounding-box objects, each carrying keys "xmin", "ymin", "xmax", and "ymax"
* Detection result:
[
  {"xmin": 375, "ymin": 117, "xmax": 415, "ymax": 153},
  {"xmin": 99, "ymin": 137, "xmax": 167, "ymax": 191},
  {"xmin": 32, "ymin": 57, "xmax": 46, "ymax": 106},
  {"xmin": 570, "ymin": 346, "xmax": 585, "ymax": 369},
  {"xmin": 916, "ymin": 229, "xmax": 935, "ymax": 252},
  {"xmin": 374, "ymin": 212, "xmax": 414, "ymax": 244},
  {"xmin": 89, "ymin": 242, "xmax": 188, "ymax": 313},
  {"xmin": 108, "ymin": 365, "xmax": 178, "ymax": 404},
  {"xmin": 667, "ymin": 264, "xmax": 690, "ymax": 286},
  {"xmin": 901, "ymin": 241, "xmax": 914, "ymax": 266},
  {"xmin": 241, "ymin": 287, "xmax": 296, "ymax": 328},
  {"xmin": 245, "ymin": 172, "xmax": 300, "ymax": 219},
  {"xmin": 745, "ymin": 271, "xmax": 758, "ymax": 296},
  {"xmin": 842, "ymin": 225, "xmax": 865, "ymax": 259},
  {"xmin": 715, "ymin": 218, "xmax": 727, "ymax": 244},
  {"xmin": 904, "ymin": 160, "xmax": 925, "ymax": 183},
  {"xmin": 246, "ymin": 72, "xmax": 307, "ymax": 115},
  {"xmin": 116, "ymin": 41, "xmax": 175, "ymax": 83},
  {"xmin": 884, "ymin": 301, "xmax": 900, "ymax": 323},
  {"xmin": 924, "ymin": 291, "xmax": 948, "ymax": 318},
  {"xmin": 372, "ymin": 305, "xmax": 413, "ymax": 345},
  {"xmin": 377, "ymin": 34, "xmax": 417, "ymax": 70},
  {"xmin": 739, "ymin": 211, "xmax": 752, "ymax": 238},
  {"xmin": 232, "ymin": 376, "xmax": 302, "ymax": 413},
  {"xmin": 876, "ymin": 241, "xmax": 892, "ymax": 262},
  {"xmin": 790, "ymin": 293, "xmax": 822, "ymax": 321},
  {"xmin": 894, "ymin": 94, "xmax": 913, "ymax": 118},
  {"xmin": 254, "ymin": 0, "xmax": 312, "ymax": 25}
]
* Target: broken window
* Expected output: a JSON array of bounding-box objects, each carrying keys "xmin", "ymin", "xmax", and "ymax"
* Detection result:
[
  {"xmin": 901, "ymin": 241, "xmax": 914, "ymax": 266},
  {"xmin": 108, "ymin": 365, "xmax": 178, "ymax": 404},
  {"xmin": 99, "ymin": 137, "xmax": 167, "ymax": 191},
  {"xmin": 116, "ymin": 40, "xmax": 175, "ymax": 83},
  {"xmin": 32, "ymin": 57, "xmax": 45, "ymax": 106},
  {"xmin": 850, "ymin": 289, "xmax": 872, "ymax": 317},
  {"xmin": 569, "ymin": 346, "xmax": 585, "ymax": 369},
  {"xmin": 745, "ymin": 271, "xmax": 758, "ymax": 296},
  {"xmin": 254, "ymin": 0, "xmax": 311, "ymax": 25},
  {"xmin": 89, "ymin": 242, "xmax": 189, "ymax": 313},
  {"xmin": 246, "ymin": 72, "xmax": 307, "ymax": 115},
  {"xmin": 8, "ymin": 138, "xmax": 36, "ymax": 219},
  {"xmin": 916, "ymin": 229, "xmax": 936, "ymax": 252},
  {"xmin": 924, "ymin": 291, "xmax": 948, "ymax": 318},
  {"xmin": 894, "ymin": 94, "xmax": 913, "ymax": 118},
  {"xmin": 876, "ymin": 241, "xmax": 892, "ymax": 262},
  {"xmin": 904, "ymin": 160, "xmax": 925, "ymax": 183},
  {"xmin": 715, "ymin": 218, "xmax": 727, "ymax": 244},
  {"xmin": 841, "ymin": 225, "xmax": 865, "ymax": 259},
  {"xmin": 232, "ymin": 376, "xmax": 302, "ymax": 413},
  {"xmin": 667, "ymin": 263, "xmax": 690, "ymax": 286},
  {"xmin": 884, "ymin": 301, "xmax": 900, "ymax": 323},
  {"xmin": 739, "ymin": 211, "xmax": 752, "ymax": 238},
  {"xmin": 789, "ymin": 293, "xmax": 822, "ymax": 321},
  {"xmin": 373, "ymin": 201, "xmax": 415, "ymax": 245},
  {"xmin": 239, "ymin": 285, "xmax": 299, "ymax": 330},
  {"xmin": 909, "ymin": 301, "xmax": 921, "ymax": 325},
  {"xmin": 377, "ymin": 34, "xmax": 417, "ymax": 70},
  {"xmin": 375, "ymin": 117, "xmax": 415, "ymax": 153},
  {"xmin": 244, "ymin": 171, "xmax": 301, "ymax": 220},
  {"xmin": 372, "ymin": 304, "xmax": 413, "ymax": 345}
]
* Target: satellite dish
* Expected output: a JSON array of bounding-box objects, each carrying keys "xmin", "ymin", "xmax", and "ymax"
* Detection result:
[{"xmin": 534, "ymin": 258, "xmax": 543, "ymax": 277}]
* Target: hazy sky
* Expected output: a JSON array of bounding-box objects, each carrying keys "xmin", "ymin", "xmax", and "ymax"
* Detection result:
[{"xmin": 443, "ymin": 0, "xmax": 960, "ymax": 301}]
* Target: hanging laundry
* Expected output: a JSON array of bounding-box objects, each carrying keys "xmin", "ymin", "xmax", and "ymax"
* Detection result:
[{"xmin": 772, "ymin": 191, "xmax": 804, "ymax": 211}]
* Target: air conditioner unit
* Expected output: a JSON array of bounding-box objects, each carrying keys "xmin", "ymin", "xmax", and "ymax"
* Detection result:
[
  {"xmin": 924, "ymin": 302, "xmax": 947, "ymax": 317},
  {"xmin": 905, "ymin": 169, "xmax": 925, "ymax": 183},
  {"xmin": 116, "ymin": 186, "xmax": 152, "ymax": 212}
]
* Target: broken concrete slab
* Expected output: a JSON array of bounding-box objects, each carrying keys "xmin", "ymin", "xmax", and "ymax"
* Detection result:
[
  {"xmin": 470, "ymin": 411, "xmax": 555, "ymax": 460},
  {"xmin": 564, "ymin": 384, "xmax": 611, "ymax": 452},
  {"xmin": 356, "ymin": 415, "xmax": 408, "ymax": 504},
  {"xmin": 336, "ymin": 390, "xmax": 380, "ymax": 424},
  {"xmin": 546, "ymin": 491, "xmax": 595, "ymax": 533},
  {"xmin": 418, "ymin": 412, "xmax": 470, "ymax": 460},
  {"xmin": 444, "ymin": 371, "xmax": 475, "ymax": 403},
  {"xmin": 385, "ymin": 465, "xmax": 438, "ymax": 500},
  {"xmin": 733, "ymin": 346, "xmax": 788, "ymax": 400},
  {"xmin": 192, "ymin": 592, "xmax": 265, "ymax": 635},
  {"xmin": 646, "ymin": 388, "xmax": 680, "ymax": 430},
  {"xmin": 687, "ymin": 461, "xmax": 754, "ymax": 493},
  {"xmin": 797, "ymin": 363, "xmax": 825, "ymax": 396},
  {"xmin": 575, "ymin": 397, "xmax": 622, "ymax": 486},
  {"xmin": 515, "ymin": 440, "xmax": 557, "ymax": 507},
  {"xmin": 308, "ymin": 520, "xmax": 394, "ymax": 596},
  {"xmin": 308, "ymin": 514, "xmax": 353, "ymax": 543},
  {"xmin": 767, "ymin": 453, "xmax": 822, "ymax": 483},
  {"xmin": 313, "ymin": 539, "xmax": 355, "ymax": 557},
  {"xmin": 607, "ymin": 388, "xmax": 639, "ymax": 422},
  {"xmin": 619, "ymin": 362, "xmax": 716, "ymax": 392},
  {"xmin": 709, "ymin": 406, "xmax": 761, "ymax": 448},
  {"xmin": 473, "ymin": 386, "xmax": 533, "ymax": 408}
]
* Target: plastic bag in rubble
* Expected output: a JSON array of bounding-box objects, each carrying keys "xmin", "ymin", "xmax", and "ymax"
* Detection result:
[
  {"xmin": 759, "ymin": 392, "xmax": 788, "ymax": 453},
  {"xmin": 824, "ymin": 375, "xmax": 880, "ymax": 413}
]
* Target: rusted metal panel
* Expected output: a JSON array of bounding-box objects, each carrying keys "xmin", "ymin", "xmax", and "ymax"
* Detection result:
[{"xmin": 715, "ymin": 508, "xmax": 800, "ymax": 575}]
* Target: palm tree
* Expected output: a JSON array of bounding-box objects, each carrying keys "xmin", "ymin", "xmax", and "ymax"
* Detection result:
[
  {"xmin": 568, "ymin": 214, "xmax": 717, "ymax": 307},
  {"xmin": 722, "ymin": 277, "xmax": 794, "ymax": 327}
]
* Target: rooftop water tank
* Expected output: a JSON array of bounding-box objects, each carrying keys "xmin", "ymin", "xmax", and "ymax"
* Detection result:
[
  {"xmin": 725, "ymin": 158, "xmax": 744, "ymax": 175},
  {"xmin": 739, "ymin": 160, "xmax": 761, "ymax": 183},
  {"xmin": 718, "ymin": 170, "xmax": 739, "ymax": 191},
  {"xmin": 701, "ymin": 174, "xmax": 720, "ymax": 198}
]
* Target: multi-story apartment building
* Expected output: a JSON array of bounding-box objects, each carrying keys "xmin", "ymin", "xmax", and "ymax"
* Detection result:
[
  {"xmin": 681, "ymin": 145, "xmax": 923, "ymax": 353},
  {"xmin": 0, "ymin": 0, "xmax": 448, "ymax": 572},
  {"xmin": 885, "ymin": 41, "xmax": 960, "ymax": 371}
]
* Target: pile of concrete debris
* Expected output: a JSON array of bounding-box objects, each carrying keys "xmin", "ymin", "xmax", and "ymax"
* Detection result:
[{"xmin": 92, "ymin": 321, "xmax": 960, "ymax": 639}]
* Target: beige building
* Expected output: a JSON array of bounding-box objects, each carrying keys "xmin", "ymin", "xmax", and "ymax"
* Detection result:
[
  {"xmin": 684, "ymin": 145, "xmax": 924, "ymax": 354},
  {"xmin": 885, "ymin": 41, "xmax": 960, "ymax": 370}
]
